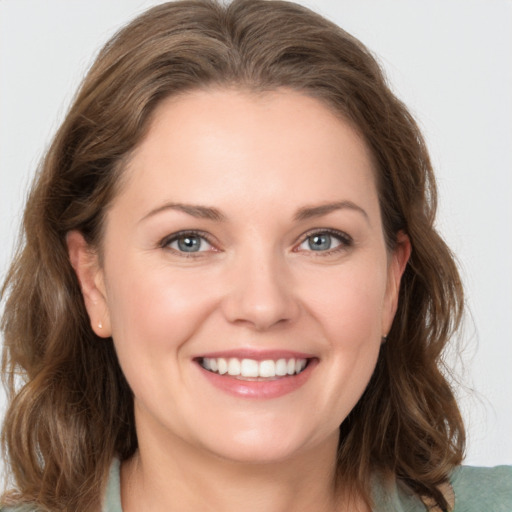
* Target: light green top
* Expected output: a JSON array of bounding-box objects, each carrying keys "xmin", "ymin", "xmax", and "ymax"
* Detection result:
[
  {"xmin": 2, "ymin": 460, "xmax": 511, "ymax": 511},
  {"xmin": 102, "ymin": 460, "xmax": 512, "ymax": 512}
]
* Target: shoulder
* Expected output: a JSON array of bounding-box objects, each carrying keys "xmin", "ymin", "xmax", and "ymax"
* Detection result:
[
  {"xmin": 1, "ymin": 459, "xmax": 122, "ymax": 512},
  {"xmin": 450, "ymin": 465, "xmax": 512, "ymax": 511}
]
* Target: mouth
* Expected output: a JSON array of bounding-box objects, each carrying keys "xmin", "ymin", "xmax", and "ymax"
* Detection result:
[
  {"xmin": 194, "ymin": 352, "xmax": 317, "ymax": 399},
  {"xmin": 197, "ymin": 356, "xmax": 310, "ymax": 380}
]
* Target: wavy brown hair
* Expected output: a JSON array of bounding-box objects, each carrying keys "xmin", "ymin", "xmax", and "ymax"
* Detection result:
[{"xmin": 1, "ymin": 0, "xmax": 465, "ymax": 510}]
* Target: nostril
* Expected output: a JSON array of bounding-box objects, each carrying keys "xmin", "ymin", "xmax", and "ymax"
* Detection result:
[{"xmin": 221, "ymin": 289, "xmax": 300, "ymax": 331}]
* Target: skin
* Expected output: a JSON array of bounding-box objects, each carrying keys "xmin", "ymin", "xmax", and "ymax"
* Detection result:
[{"xmin": 68, "ymin": 88, "xmax": 410, "ymax": 512}]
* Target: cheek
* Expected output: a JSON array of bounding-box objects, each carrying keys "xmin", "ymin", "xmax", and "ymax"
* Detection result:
[
  {"xmin": 104, "ymin": 258, "xmax": 220, "ymax": 356},
  {"xmin": 300, "ymin": 259, "xmax": 388, "ymax": 340},
  {"xmin": 299, "ymin": 262, "xmax": 387, "ymax": 420}
]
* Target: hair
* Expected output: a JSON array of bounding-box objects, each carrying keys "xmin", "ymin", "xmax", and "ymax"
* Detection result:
[{"xmin": 1, "ymin": 0, "xmax": 465, "ymax": 510}]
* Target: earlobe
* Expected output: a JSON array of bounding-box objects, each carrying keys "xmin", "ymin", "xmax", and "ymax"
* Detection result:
[
  {"xmin": 66, "ymin": 230, "xmax": 112, "ymax": 338},
  {"xmin": 382, "ymin": 231, "xmax": 411, "ymax": 336}
]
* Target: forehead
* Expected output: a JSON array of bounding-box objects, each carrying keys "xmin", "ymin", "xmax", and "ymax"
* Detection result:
[{"xmin": 115, "ymin": 87, "xmax": 379, "ymax": 221}]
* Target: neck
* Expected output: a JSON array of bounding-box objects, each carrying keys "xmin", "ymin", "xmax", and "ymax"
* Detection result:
[{"xmin": 121, "ymin": 426, "xmax": 362, "ymax": 512}]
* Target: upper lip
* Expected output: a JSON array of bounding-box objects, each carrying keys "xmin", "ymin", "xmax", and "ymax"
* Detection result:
[{"xmin": 194, "ymin": 349, "xmax": 316, "ymax": 361}]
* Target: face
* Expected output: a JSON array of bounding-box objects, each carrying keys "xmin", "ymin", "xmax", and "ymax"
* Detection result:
[{"xmin": 70, "ymin": 89, "xmax": 409, "ymax": 465}]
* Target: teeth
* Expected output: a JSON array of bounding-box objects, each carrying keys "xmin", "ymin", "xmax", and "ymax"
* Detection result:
[
  {"xmin": 227, "ymin": 358, "xmax": 241, "ymax": 376},
  {"xmin": 275, "ymin": 359, "xmax": 288, "ymax": 376},
  {"xmin": 240, "ymin": 359, "xmax": 259, "ymax": 377},
  {"xmin": 217, "ymin": 358, "xmax": 228, "ymax": 375},
  {"xmin": 200, "ymin": 357, "xmax": 308, "ymax": 378},
  {"xmin": 259, "ymin": 360, "xmax": 275, "ymax": 378}
]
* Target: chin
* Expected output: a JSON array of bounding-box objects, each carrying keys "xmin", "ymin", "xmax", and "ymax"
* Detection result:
[
  {"xmin": 197, "ymin": 423, "xmax": 331, "ymax": 466},
  {"xmin": 207, "ymin": 441, "xmax": 303, "ymax": 465}
]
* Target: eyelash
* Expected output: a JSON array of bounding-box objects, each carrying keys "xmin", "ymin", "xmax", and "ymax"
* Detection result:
[
  {"xmin": 295, "ymin": 228, "xmax": 353, "ymax": 256},
  {"xmin": 159, "ymin": 228, "xmax": 353, "ymax": 258},
  {"xmin": 159, "ymin": 230, "xmax": 216, "ymax": 258}
]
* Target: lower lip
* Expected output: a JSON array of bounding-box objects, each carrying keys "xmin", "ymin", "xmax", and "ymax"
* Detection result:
[{"xmin": 196, "ymin": 359, "xmax": 317, "ymax": 399}]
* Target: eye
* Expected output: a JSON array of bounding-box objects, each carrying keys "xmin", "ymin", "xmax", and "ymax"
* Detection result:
[
  {"xmin": 161, "ymin": 231, "xmax": 214, "ymax": 254},
  {"xmin": 297, "ymin": 229, "xmax": 352, "ymax": 253}
]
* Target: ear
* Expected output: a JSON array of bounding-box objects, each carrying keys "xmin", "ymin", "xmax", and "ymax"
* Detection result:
[
  {"xmin": 381, "ymin": 231, "xmax": 411, "ymax": 337},
  {"xmin": 67, "ymin": 230, "xmax": 112, "ymax": 338}
]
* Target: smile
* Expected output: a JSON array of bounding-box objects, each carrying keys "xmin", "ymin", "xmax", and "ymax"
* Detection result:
[
  {"xmin": 199, "ymin": 357, "xmax": 308, "ymax": 379},
  {"xmin": 195, "ymin": 351, "xmax": 317, "ymax": 398}
]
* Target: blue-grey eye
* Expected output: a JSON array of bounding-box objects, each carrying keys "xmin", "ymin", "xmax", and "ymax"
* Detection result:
[
  {"xmin": 298, "ymin": 231, "xmax": 346, "ymax": 252},
  {"xmin": 168, "ymin": 234, "xmax": 211, "ymax": 253},
  {"xmin": 308, "ymin": 233, "xmax": 332, "ymax": 251},
  {"xmin": 178, "ymin": 235, "xmax": 201, "ymax": 252}
]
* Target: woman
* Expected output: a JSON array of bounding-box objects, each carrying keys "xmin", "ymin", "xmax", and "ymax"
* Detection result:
[{"xmin": 1, "ymin": 1, "xmax": 510, "ymax": 511}]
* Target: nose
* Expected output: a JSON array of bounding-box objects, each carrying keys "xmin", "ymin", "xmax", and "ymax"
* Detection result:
[{"xmin": 221, "ymin": 250, "xmax": 300, "ymax": 331}]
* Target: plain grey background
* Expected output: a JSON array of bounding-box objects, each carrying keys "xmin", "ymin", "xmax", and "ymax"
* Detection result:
[{"xmin": 1, "ymin": 0, "xmax": 511, "ymax": 467}]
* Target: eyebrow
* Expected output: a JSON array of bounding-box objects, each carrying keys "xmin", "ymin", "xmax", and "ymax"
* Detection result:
[
  {"xmin": 294, "ymin": 201, "xmax": 369, "ymax": 222},
  {"xmin": 140, "ymin": 200, "xmax": 368, "ymax": 224},
  {"xmin": 140, "ymin": 202, "xmax": 227, "ymax": 223}
]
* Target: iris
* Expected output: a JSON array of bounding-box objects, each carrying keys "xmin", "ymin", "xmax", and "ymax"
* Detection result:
[{"xmin": 308, "ymin": 233, "xmax": 332, "ymax": 251}]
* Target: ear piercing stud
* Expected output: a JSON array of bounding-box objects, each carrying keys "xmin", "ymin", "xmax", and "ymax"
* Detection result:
[{"xmin": 98, "ymin": 322, "xmax": 103, "ymax": 329}]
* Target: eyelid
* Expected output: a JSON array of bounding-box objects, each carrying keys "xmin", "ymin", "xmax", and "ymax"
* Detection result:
[
  {"xmin": 294, "ymin": 228, "xmax": 353, "ymax": 254},
  {"xmin": 158, "ymin": 228, "xmax": 352, "ymax": 257},
  {"xmin": 159, "ymin": 230, "xmax": 218, "ymax": 255}
]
